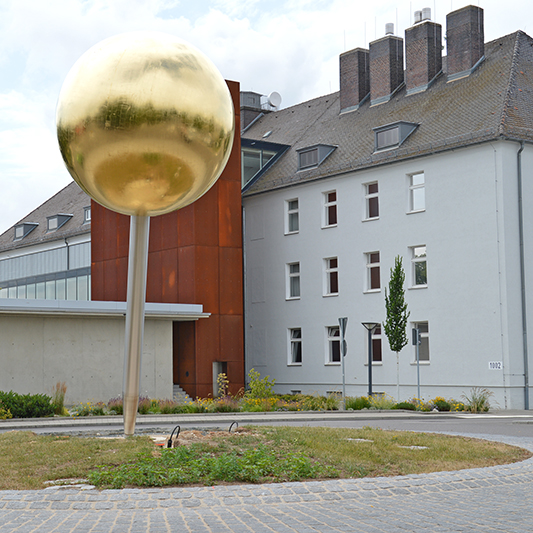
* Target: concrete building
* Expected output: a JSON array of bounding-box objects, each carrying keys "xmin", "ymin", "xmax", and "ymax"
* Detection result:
[{"xmin": 241, "ymin": 6, "xmax": 533, "ymax": 409}]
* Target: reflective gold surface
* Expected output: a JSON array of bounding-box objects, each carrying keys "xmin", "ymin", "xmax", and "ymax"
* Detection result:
[{"xmin": 56, "ymin": 32, "xmax": 234, "ymax": 216}]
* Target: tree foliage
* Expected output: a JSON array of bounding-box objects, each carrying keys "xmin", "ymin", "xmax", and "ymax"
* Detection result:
[{"xmin": 383, "ymin": 256, "xmax": 410, "ymax": 354}]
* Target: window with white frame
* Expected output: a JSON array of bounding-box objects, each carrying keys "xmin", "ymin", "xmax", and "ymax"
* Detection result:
[
  {"xmin": 324, "ymin": 257, "xmax": 339, "ymax": 295},
  {"xmin": 323, "ymin": 191, "xmax": 337, "ymax": 227},
  {"xmin": 411, "ymin": 245, "xmax": 427, "ymax": 287},
  {"xmin": 365, "ymin": 182, "xmax": 379, "ymax": 219},
  {"xmin": 286, "ymin": 199, "xmax": 299, "ymax": 234},
  {"xmin": 412, "ymin": 322, "xmax": 430, "ymax": 362},
  {"xmin": 289, "ymin": 328, "xmax": 302, "ymax": 364},
  {"xmin": 372, "ymin": 326, "xmax": 382, "ymax": 362},
  {"xmin": 326, "ymin": 326, "xmax": 341, "ymax": 363},
  {"xmin": 366, "ymin": 252, "xmax": 380, "ymax": 291},
  {"xmin": 287, "ymin": 262, "xmax": 300, "ymax": 299},
  {"xmin": 409, "ymin": 172, "xmax": 425, "ymax": 212}
]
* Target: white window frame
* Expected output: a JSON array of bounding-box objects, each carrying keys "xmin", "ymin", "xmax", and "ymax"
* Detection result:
[
  {"xmin": 364, "ymin": 182, "xmax": 379, "ymax": 220},
  {"xmin": 323, "ymin": 190, "xmax": 338, "ymax": 228},
  {"xmin": 288, "ymin": 328, "xmax": 302, "ymax": 365},
  {"xmin": 365, "ymin": 251, "xmax": 380, "ymax": 292},
  {"xmin": 410, "ymin": 245, "xmax": 427, "ymax": 288},
  {"xmin": 286, "ymin": 262, "xmax": 301, "ymax": 300},
  {"xmin": 324, "ymin": 257, "xmax": 339, "ymax": 296},
  {"xmin": 326, "ymin": 326, "xmax": 341, "ymax": 365},
  {"xmin": 408, "ymin": 172, "xmax": 425, "ymax": 213},
  {"xmin": 285, "ymin": 198, "xmax": 299, "ymax": 234},
  {"xmin": 411, "ymin": 321, "xmax": 430, "ymax": 363}
]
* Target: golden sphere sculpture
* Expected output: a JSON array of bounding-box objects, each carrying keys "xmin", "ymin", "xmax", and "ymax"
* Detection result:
[{"xmin": 56, "ymin": 32, "xmax": 235, "ymax": 217}]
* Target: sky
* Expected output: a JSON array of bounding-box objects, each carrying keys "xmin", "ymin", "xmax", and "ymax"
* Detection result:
[{"xmin": 0, "ymin": 0, "xmax": 531, "ymax": 235}]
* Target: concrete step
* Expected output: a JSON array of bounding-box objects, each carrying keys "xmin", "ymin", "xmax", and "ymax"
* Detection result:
[{"xmin": 173, "ymin": 384, "xmax": 191, "ymax": 403}]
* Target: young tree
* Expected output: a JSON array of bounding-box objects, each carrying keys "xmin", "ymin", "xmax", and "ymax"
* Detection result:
[{"xmin": 383, "ymin": 256, "xmax": 410, "ymax": 401}]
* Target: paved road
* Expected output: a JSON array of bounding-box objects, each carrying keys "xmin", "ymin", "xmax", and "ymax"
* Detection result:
[{"xmin": 1, "ymin": 412, "xmax": 533, "ymax": 532}]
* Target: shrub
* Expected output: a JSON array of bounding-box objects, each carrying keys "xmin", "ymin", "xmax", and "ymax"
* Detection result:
[
  {"xmin": 0, "ymin": 400, "xmax": 12, "ymax": 420},
  {"xmin": 432, "ymin": 397, "xmax": 451, "ymax": 412},
  {"xmin": 246, "ymin": 369, "xmax": 275, "ymax": 399},
  {"xmin": 393, "ymin": 401, "xmax": 417, "ymax": 411},
  {"xmin": 0, "ymin": 390, "xmax": 54, "ymax": 418},
  {"xmin": 462, "ymin": 387, "xmax": 493, "ymax": 413},
  {"xmin": 369, "ymin": 393, "xmax": 396, "ymax": 410},
  {"xmin": 51, "ymin": 382, "xmax": 67, "ymax": 416},
  {"xmin": 345, "ymin": 396, "xmax": 371, "ymax": 410},
  {"xmin": 107, "ymin": 397, "xmax": 123, "ymax": 415},
  {"xmin": 137, "ymin": 396, "xmax": 152, "ymax": 414}
]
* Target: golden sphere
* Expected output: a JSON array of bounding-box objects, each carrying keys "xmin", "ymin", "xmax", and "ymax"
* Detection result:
[{"xmin": 56, "ymin": 32, "xmax": 235, "ymax": 217}]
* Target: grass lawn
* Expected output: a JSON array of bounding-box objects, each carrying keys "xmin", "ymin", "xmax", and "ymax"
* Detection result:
[{"xmin": 0, "ymin": 426, "xmax": 529, "ymax": 490}]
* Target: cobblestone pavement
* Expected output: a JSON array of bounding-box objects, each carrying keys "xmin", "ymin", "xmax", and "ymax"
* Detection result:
[{"xmin": 1, "ymin": 433, "xmax": 533, "ymax": 532}]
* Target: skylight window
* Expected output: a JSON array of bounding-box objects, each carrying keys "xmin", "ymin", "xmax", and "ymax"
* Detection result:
[
  {"xmin": 296, "ymin": 144, "xmax": 336, "ymax": 171},
  {"xmin": 373, "ymin": 122, "xmax": 418, "ymax": 152}
]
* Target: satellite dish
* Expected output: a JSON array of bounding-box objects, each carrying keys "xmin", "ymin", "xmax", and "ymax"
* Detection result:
[{"xmin": 267, "ymin": 91, "xmax": 282, "ymax": 108}]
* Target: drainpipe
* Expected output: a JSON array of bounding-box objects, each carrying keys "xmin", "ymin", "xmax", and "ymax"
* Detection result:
[
  {"xmin": 517, "ymin": 141, "xmax": 530, "ymax": 410},
  {"xmin": 64, "ymin": 237, "xmax": 70, "ymax": 271}
]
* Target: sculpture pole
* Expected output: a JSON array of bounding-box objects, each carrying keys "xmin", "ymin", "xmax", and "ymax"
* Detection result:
[
  {"xmin": 123, "ymin": 215, "xmax": 150, "ymax": 435},
  {"xmin": 56, "ymin": 32, "xmax": 235, "ymax": 436}
]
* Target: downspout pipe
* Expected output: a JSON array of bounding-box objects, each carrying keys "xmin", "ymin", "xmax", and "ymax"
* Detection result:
[{"xmin": 517, "ymin": 141, "xmax": 530, "ymax": 409}]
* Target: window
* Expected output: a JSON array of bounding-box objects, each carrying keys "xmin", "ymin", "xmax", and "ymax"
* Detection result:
[
  {"xmin": 366, "ymin": 252, "xmax": 380, "ymax": 291},
  {"xmin": 287, "ymin": 262, "xmax": 300, "ymax": 299},
  {"xmin": 323, "ymin": 191, "xmax": 337, "ymax": 227},
  {"xmin": 46, "ymin": 214, "xmax": 72, "ymax": 233},
  {"xmin": 324, "ymin": 257, "xmax": 339, "ymax": 296},
  {"xmin": 365, "ymin": 182, "xmax": 379, "ymax": 219},
  {"xmin": 286, "ymin": 199, "xmax": 299, "ymax": 234},
  {"xmin": 84, "ymin": 206, "xmax": 91, "ymax": 224},
  {"xmin": 413, "ymin": 322, "xmax": 430, "ymax": 362},
  {"xmin": 327, "ymin": 326, "xmax": 341, "ymax": 364},
  {"xmin": 297, "ymin": 144, "xmax": 336, "ymax": 170},
  {"xmin": 372, "ymin": 326, "xmax": 382, "ymax": 362},
  {"xmin": 13, "ymin": 222, "xmax": 38, "ymax": 241},
  {"xmin": 373, "ymin": 121, "xmax": 418, "ymax": 152},
  {"xmin": 289, "ymin": 328, "xmax": 302, "ymax": 364},
  {"xmin": 409, "ymin": 172, "xmax": 425, "ymax": 212},
  {"xmin": 411, "ymin": 246, "xmax": 427, "ymax": 286}
]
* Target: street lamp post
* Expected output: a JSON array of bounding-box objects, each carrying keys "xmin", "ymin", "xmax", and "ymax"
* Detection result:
[{"xmin": 362, "ymin": 322, "xmax": 380, "ymax": 397}]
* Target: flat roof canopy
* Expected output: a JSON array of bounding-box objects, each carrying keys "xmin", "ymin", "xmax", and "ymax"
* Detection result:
[{"xmin": 0, "ymin": 299, "xmax": 209, "ymax": 320}]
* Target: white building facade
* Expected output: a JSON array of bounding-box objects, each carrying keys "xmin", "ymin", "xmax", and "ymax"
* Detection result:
[{"xmin": 242, "ymin": 6, "xmax": 533, "ymax": 408}]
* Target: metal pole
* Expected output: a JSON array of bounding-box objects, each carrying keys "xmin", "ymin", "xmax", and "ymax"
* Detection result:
[
  {"xmin": 416, "ymin": 334, "xmax": 421, "ymax": 401},
  {"xmin": 339, "ymin": 317, "xmax": 348, "ymax": 410},
  {"xmin": 368, "ymin": 328, "xmax": 373, "ymax": 397},
  {"xmin": 123, "ymin": 214, "xmax": 150, "ymax": 436}
]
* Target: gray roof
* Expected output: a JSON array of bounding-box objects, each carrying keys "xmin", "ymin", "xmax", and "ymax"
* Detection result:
[
  {"xmin": 243, "ymin": 31, "xmax": 533, "ymax": 196},
  {"xmin": 0, "ymin": 181, "xmax": 91, "ymax": 251}
]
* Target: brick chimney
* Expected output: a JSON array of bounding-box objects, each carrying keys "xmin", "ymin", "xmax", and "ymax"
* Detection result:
[
  {"xmin": 405, "ymin": 10, "xmax": 442, "ymax": 94},
  {"xmin": 339, "ymin": 48, "xmax": 370, "ymax": 113},
  {"xmin": 446, "ymin": 5, "xmax": 484, "ymax": 81},
  {"xmin": 369, "ymin": 26, "xmax": 404, "ymax": 105},
  {"xmin": 240, "ymin": 91, "xmax": 263, "ymax": 131}
]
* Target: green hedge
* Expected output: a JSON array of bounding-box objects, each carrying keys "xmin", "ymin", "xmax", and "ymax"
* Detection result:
[{"xmin": 0, "ymin": 390, "xmax": 54, "ymax": 418}]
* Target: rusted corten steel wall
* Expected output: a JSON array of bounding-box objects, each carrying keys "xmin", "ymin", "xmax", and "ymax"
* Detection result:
[{"xmin": 91, "ymin": 80, "xmax": 244, "ymax": 399}]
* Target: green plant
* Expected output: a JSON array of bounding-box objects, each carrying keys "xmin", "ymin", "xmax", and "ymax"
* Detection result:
[
  {"xmin": 216, "ymin": 372, "xmax": 230, "ymax": 397},
  {"xmin": 432, "ymin": 397, "xmax": 451, "ymax": 412},
  {"xmin": 345, "ymin": 396, "xmax": 371, "ymax": 410},
  {"xmin": 369, "ymin": 393, "xmax": 396, "ymax": 410},
  {"xmin": 383, "ymin": 256, "xmax": 410, "ymax": 400},
  {"xmin": 0, "ymin": 400, "xmax": 12, "ymax": 420},
  {"xmin": 71, "ymin": 401, "xmax": 106, "ymax": 417},
  {"xmin": 462, "ymin": 387, "xmax": 493, "ymax": 413},
  {"xmin": 137, "ymin": 396, "xmax": 152, "ymax": 414},
  {"xmin": 0, "ymin": 390, "xmax": 54, "ymax": 418},
  {"xmin": 246, "ymin": 368, "xmax": 276, "ymax": 399},
  {"xmin": 393, "ymin": 401, "xmax": 417, "ymax": 411},
  {"xmin": 51, "ymin": 382, "xmax": 67, "ymax": 416},
  {"xmin": 107, "ymin": 397, "xmax": 123, "ymax": 415}
]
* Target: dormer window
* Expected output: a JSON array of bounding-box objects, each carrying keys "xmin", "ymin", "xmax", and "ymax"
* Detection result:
[
  {"xmin": 46, "ymin": 214, "xmax": 72, "ymax": 233},
  {"xmin": 83, "ymin": 206, "xmax": 91, "ymax": 224},
  {"xmin": 297, "ymin": 144, "xmax": 336, "ymax": 171},
  {"xmin": 14, "ymin": 222, "xmax": 38, "ymax": 241},
  {"xmin": 373, "ymin": 121, "xmax": 418, "ymax": 152}
]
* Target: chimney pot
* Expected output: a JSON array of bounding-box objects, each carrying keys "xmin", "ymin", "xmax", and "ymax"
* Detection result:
[{"xmin": 385, "ymin": 23, "xmax": 394, "ymax": 35}]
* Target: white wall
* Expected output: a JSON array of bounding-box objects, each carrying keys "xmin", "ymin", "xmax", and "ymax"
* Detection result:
[{"xmin": 243, "ymin": 141, "xmax": 532, "ymax": 408}]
